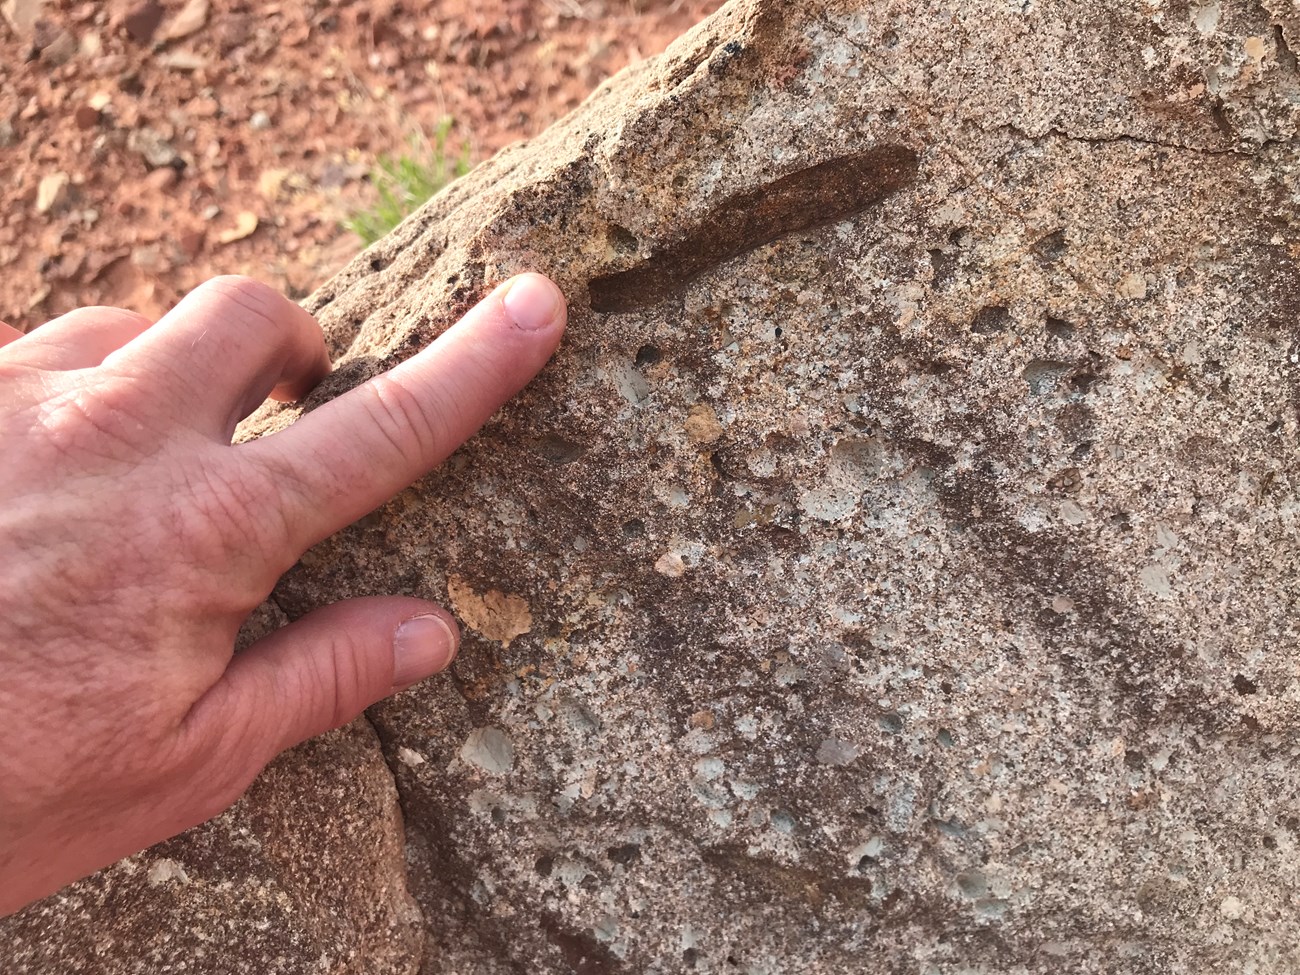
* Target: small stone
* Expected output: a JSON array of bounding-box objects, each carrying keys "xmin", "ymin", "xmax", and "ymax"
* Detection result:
[
  {"xmin": 31, "ymin": 18, "xmax": 59, "ymax": 50},
  {"xmin": 130, "ymin": 244, "xmax": 167, "ymax": 273},
  {"xmin": 446, "ymin": 575, "xmax": 533, "ymax": 646},
  {"xmin": 1117, "ymin": 271, "xmax": 1148, "ymax": 300},
  {"xmin": 35, "ymin": 171, "xmax": 70, "ymax": 214},
  {"xmin": 123, "ymin": 1, "xmax": 164, "ymax": 44},
  {"xmin": 73, "ymin": 104, "xmax": 100, "ymax": 130},
  {"xmin": 1220, "ymin": 895, "xmax": 1246, "ymax": 920},
  {"xmin": 1139, "ymin": 563, "xmax": 1172, "ymax": 599},
  {"xmin": 127, "ymin": 126, "xmax": 178, "ymax": 168},
  {"xmin": 1049, "ymin": 595, "xmax": 1074, "ymax": 614},
  {"xmin": 257, "ymin": 167, "xmax": 289, "ymax": 201},
  {"xmin": 460, "ymin": 727, "xmax": 515, "ymax": 775},
  {"xmin": 177, "ymin": 226, "xmax": 204, "ymax": 259},
  {"xmin": 397, "ymin": 747, "xmax": 425, "ymax": 767},
  {"xmin": 38, "ymin": 28, "xmax": 77, "ymax": 66},
  {"xmin": 141, "ymin": 166, "xmax": 178, "ymax": 192},
  {"xmin": 158, "ymin": 0, "xmax": 208, "ymax": 42},
  {"xmin": 654, "ymin": 552, "xmax": 687, "ymax": 578},
  {"xmin": 216, "ymin": 210, "xmax": 258, "ymax": 244},
  {"xmin": 1059, "ymin": 500, "xmax": 1087, "ymax": 525},
  {"xmin": 249, "ymin": 110, "xmax": 271, "ymax": 131},
  {"xmin": 1, "ymin": 0, "xmax": 43, "ymax": 36},
  {"xmin": 23, "ymin": 283, "xmax": 49, "ymax": 313},
  {"xmin": 688, "ymin": 710, "xmax": 716, "ymax": 730},
  {"xmin": 189, "ymin": 95, "xmax": 219, "ymax": 118},
  {"xmin": 145, "ymin": 858, "xmax": 190, "ymax": 886},
  {"xmin": 156, "ymin": 50, "xmax": 207, "ymax": 71},
  {"xmin": 684, "ymin": 403, "xmax": 724, "ymax": 443},
  {"xmin": 1048, "ymin": 467, "xmax": 1084, "ymax": 493},
  {"xmin": 769, "ymin": 809, "xmax": 797, "ymax": 834},
  {"xmin": 815, "ymin": 737, "xmax": 863, "ymax": 767},
  {"xmin": 694, "ymin": 757, "xmax": 725, "ymax": 781}
]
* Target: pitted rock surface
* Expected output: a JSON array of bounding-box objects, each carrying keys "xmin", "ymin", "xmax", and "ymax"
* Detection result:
[{"xmin": 9, "ymin": 1, "xmax": 1300, "ymax": 972}]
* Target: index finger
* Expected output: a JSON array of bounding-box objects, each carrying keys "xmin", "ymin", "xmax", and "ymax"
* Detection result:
[{"xmin": 246, "ymin": 273, "xmax": 566, "ymax": 550}]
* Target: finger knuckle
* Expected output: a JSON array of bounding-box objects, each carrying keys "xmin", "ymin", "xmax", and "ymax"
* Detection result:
[
  {"xmin": 37, "ymin": 380, "xmax": 153, "ymax": 460},
  {"xmin": 325, "ymin": 634, "xmax": 374, "ymax": 729},
  {"xmin": 362, "ymin": 376, "xmax": 445, "ymax": 468},
  {"xmin": 205, "ymin": 274, "xmax": 269, "ymax": 300},
  {"xmin": 202, "ymin": 276, "xmax": 321, "ymax": 363},
  {"xmin": 209, "ymin": 276, "xmax": 296, "ymax": 327}
]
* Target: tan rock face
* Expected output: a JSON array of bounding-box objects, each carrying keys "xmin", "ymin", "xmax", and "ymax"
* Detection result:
[
  {"xmin": 8, "ymin": 0, "xmax": 1300, "ymax": 971},
  {"xmin": 3, "ymin": 720, "xmax": 422, "ymax": 974}
]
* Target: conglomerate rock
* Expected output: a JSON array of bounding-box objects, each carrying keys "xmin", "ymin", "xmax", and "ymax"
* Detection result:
[{"xmin": 8, "ymin": 0, "xmax": 1300, "ymax": 972}]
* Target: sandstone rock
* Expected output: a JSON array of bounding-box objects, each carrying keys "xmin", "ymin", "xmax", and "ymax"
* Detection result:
[
  {"xmin": 4, "ymin": 723, "xmax": 424, "ymax": 974},
  {"xmin": 3, "ymin": 607, "xmax": 423, "ymax": 974},
  {"xmin": 8, "ymin": 0, "xmax": 1300, "ymax": 972}
]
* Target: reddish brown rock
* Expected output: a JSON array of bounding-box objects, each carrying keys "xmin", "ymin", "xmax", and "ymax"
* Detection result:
[
  {"xmin": 71, "ymin": 104, "xmax": 98, "ymax": 129},
  {"xmin": 122, "ymin": 1, "xmax": 163, "ymax": 45}
]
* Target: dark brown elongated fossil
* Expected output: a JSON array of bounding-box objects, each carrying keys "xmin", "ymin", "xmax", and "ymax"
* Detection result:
[{"xmin": 588, "ymin": 144, "xmax": 920, "ymax": 313}]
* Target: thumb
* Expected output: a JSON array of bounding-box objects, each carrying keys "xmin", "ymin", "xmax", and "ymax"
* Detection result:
[{"xmin": 190, "ymin": 597, "xmax": 459, "ymax": 765}]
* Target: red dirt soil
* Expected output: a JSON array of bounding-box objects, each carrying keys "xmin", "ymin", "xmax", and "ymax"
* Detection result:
[{"xmin": 0, "ymin": 0, "xmax": 725, "ymax": 332}]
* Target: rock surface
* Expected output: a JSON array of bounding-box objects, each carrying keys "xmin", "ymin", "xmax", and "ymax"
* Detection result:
[
  {"xmin": 4, "ymin": 608, "xmax": 424, "ymax": 974},
  {"xmin": 4, "ymin": 719, "xmax": 423, "ymax": 974},
  {"xmin": 9, "ymin": 0, "xmax": 1300, "ymax": 971}
]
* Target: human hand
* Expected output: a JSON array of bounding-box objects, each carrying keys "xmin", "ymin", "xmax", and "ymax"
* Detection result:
[{"xmin": 0, "ymin": 273, "xmax": 567, "ymax": 916}]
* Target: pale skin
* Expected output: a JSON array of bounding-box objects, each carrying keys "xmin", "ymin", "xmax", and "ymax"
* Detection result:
[{"xmin": 0, "ymin": 272, "xmax": 567, "ymax": 917}]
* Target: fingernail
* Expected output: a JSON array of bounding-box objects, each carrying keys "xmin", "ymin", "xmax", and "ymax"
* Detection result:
[
  {"xmin": 502, "ymin": 273, "xmax": 564, "ymax": 331},
  {"xmin": 392, "ymin": 615, "xmax": 458, "ymax": 689}
]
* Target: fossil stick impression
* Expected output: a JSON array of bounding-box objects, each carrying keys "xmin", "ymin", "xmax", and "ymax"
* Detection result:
[{"xmin": 589, "ymin": 144, "xmax": 921, "ymax": 313}]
